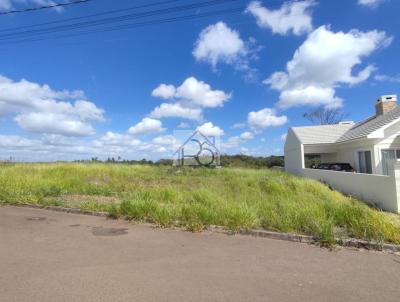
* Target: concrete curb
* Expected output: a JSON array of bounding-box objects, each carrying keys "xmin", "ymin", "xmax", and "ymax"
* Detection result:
[
  {"xmin": 339, "ymin": 238, "xmax": 400, "ymax": 253},
  {"xmin": 15, "ymin": 203, "xmax": 109, "ymax": 217},
  {"xmin": 209, "ymin": 226, "xmax": 315, "ymax": 244},
  {"xmin": 9, "ymin": 203, "xmax": 400, "ymax": 253}
]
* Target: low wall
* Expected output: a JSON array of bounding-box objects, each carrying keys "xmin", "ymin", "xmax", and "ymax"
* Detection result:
[{"xmin": 302, "ymin": 168, "xmax": 400, "ymax": 213}]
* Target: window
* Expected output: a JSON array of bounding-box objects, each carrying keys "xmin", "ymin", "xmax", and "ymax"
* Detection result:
[
  {"xmin": 358, "ymin": 151, "xmax": 372, "ymax": 174},
  {"xmin": 304, "ymin": 154, "xmax": 321, "ymax": 168},
  {"xmin": 382, "ymin": 149, "xmax": 400, "ymax": 175}
]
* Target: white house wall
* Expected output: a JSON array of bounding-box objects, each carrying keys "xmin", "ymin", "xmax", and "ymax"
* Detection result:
[
  {"xmin": 383, "ymin": 120, "xmax": 400, "ymax": 138},
  {"xmin": 284, "ymin": 129, "xmax": 304, "ymax": 175},
  {"xmin": 284, "ymin": 121, "xmax": 400, "ymax": 212},
  {"xmin": 372, "ymin": 124, "xmax": 400, "ymax": 174},
  {"xmin": 302, "ymin": 167, "xmax": 400, "ymax": 213},
  {"xmin": 336, "ymin": 140, "xmax": 377, "ymax": 173}
]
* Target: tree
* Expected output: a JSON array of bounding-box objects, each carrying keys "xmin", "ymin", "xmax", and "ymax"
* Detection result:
[{"xmin": 303, "ymin": 107, "xmax": 348, "ymax": 125}]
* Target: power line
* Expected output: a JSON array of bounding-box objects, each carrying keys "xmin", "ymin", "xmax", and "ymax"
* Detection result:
[
  {"xmin": 0, "ymin": 0, "xmax": 239, "ymax": 41},
  {"xmin": 0, "ymin": 0, "xmax": 285, "ymax": 45},
  {"xmin": 0, "ymin": 0, "xmax": 237, "ymax": 39},
  {"xmin": 0, "ymin": 0, "xmax": 92, "ymax": 16},
  {"xmin": 0, "ymin": 0, "xmax": 182, "ymax": 32},
  {"xmin": 0, "ymin": 6, "xmax": 245, "ymax": 45}
]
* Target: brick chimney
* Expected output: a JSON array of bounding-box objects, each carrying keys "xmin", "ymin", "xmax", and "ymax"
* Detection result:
[{"xmin": 375, "ymin": 95, "xmax": 397, "ymax": 116}]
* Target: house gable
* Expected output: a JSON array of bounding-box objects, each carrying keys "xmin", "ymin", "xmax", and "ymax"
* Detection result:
[
  {"xmin": 338, "ymin": 106, "xmax": 400, "ymax": 143},
  {"xmin": 288, "ymin": 107, "xmax": 400, "ymax": 146}
]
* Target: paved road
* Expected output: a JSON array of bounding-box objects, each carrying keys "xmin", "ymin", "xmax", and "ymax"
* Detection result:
[{"xmin": 1, "ymin": 206, "xmax": 399, "ymax": 302}]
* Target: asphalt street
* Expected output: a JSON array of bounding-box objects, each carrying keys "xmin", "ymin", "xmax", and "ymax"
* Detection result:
[{"xmin": 1, "ymin": 206, "xmax": 399, "ymax": 302}]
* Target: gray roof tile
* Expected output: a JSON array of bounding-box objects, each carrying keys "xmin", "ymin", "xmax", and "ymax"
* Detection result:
[
  {"xmin": 292, "ymin": 107, "xmax": 400, "ymax": 145},
  {"xmin": 292, "ymin": 124, "xmax": 354, "ymax": 144},
  {"xmin": 337, "ymin": 107, "xmax": 400, "ymax": 142}
]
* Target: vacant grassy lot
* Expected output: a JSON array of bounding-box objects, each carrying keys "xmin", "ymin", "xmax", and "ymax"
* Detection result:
[{"xmin": 1, "ymin": 163, "xmax": 399, "ymax": 245}]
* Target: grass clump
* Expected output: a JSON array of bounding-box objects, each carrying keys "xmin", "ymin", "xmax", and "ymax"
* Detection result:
[{"xmin": 0, "ymin": 163, "xmax": 399, "ymax": 245}]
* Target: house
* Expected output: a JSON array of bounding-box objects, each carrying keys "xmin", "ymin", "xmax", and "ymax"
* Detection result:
[{"xmin": 284, "ymin": 95, "xmax": 400, "ymax": 213}]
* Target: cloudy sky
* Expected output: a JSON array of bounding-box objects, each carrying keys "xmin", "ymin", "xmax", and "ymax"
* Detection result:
[{"xmin": 0, "ymin": 0, "xmax": 399, "ymax": 161}]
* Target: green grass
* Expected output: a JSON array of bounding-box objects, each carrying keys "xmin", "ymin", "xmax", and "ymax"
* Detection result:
[{"xmin": 0, "ymin": 163, "xmax": 399, "ymax": 245}]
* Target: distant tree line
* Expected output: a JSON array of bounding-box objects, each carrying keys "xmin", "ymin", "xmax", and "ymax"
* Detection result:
[
  {"xmin": 75, "ymin": 155, "xmax": 284, "ymax": 168},
  {"xmin": 220, "ymin": 155, "xmax": 284, "ymax": 168},
  {"xmin": 75, "ymin": 157, "xmax": 170, "ymax": 166}
]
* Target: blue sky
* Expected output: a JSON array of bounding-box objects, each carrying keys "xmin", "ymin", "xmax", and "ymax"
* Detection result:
[{"xmin": 0, "ymin": 0, "xmax": 399, "ymax": 161}]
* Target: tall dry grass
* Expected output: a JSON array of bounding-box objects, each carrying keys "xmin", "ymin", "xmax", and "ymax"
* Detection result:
[{"xmin": 1, "ymin": 163, "xmax": 399, "ymax": 245}]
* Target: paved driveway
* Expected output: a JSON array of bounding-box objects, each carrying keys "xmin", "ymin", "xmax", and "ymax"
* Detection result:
[{"xmin": 1, "ymin": 206, "xmax": 399, "ymax": 302}]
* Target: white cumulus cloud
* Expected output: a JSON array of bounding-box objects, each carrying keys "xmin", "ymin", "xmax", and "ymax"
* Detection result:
[
  {"xmin": 152, "ymin": 135, "xmax": 180, "ymax": 151},
  {"xmin": 15, "ymin": 113, "xmax": 95, "ymax": 136},
  {"xmin": 193, "ymin": 22, "xmax": 247, "ymax": 68},
  {"xmin": 152, "ymin": 135, "xmax": 178, "ymax": 145},
  {"xmin": 246, "ymin": 0, "xmax": 315, "ymax": 36},
  {"xmin": 151, "ymin": 84, "xmax": 176, "ymax": 99},
  {"xmin": 0, "ymin": 131, "xmax": 179, "ymax": 162},
  {"xmin": 264, "ymin": 25, "xmax": 392, "ymax": 109},
  {"xmin": 150, "ymin": 103, "xmax": 203, "ymax": 121},
  {"xmin": 96, "ymin": 132, "xmax": 142, "ymax": 147},
  {"xmin": 175, "ymin": 77, "xmax": 230, "ymax": 108},
  {"xmin": 232, "ymin": 122, "xmax": 246, "ymax": 129},
  {"xmin": 223, "ymin": 136, "xmax": 242, "ymax": 149},
  {"xmin": 0, "ymin": 0, "xmax": 64, "ymax": 12},
  {"xmin": 152, "ymin": 77, "xmax": 230, "ymax": 108},
  {"xmin": 0, "ymin": 75, "xmax": 104, "ymax": 136},
  {"xmin": 358, "ymin": 0, "xmax": 385, "ymax": 8},
  {"xmin": 192, "ymin": 21, "xmax": 259, "ymax": 77},
  {"xmin": 278, "ymin": 86, "xmax": 343, "ymax": 109},
  {"xmin": 0, "ymin": 135, "xmax": 39, "ymax": 148},
  {"xmin": 177, "ymin": 122, "xmax": 190, "ymax": 129},
  {"xmin": 128, "ymin": 117, "xmax": 165, "ymax": 135},
  {"xmin": 197, "ymin": 122, "xmax": 224, "ymax": 137},
  {"xmin": 150, "ymin": 77, "xmax": 230, "ymax": 121},
  {"xmin": 222, "ymin": 131, "xmax": 254, "ymax": 150},
  {"xmin": 374, "ymin": 74, "xmax": 400, "ymax": 83},
  {"xmin": 248, "ymin": 108, "xmax": 288, "ymax": 131},
  {"xmin": 0, "ymin": 0, "xmax": 11, "ymax": 10},
  {"xmin": 240, "ymin": 131, "xmax": 254, "ymax": 140}
]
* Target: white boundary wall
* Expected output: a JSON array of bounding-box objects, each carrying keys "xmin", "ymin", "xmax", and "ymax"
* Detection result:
[{"xmin": 302, "ymin": 165, "xmax": 400, "ymax": 213}]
